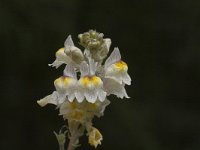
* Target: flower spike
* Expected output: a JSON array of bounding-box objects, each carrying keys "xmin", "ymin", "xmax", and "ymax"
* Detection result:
[{"xmin": 37, "ymin": 30, "xmax": 132, "ymax": 149}]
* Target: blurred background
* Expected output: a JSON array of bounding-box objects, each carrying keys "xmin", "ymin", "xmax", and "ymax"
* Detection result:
[{"xmin": 0, "ymin": 0, "xmax": 200, "ymax": 150}]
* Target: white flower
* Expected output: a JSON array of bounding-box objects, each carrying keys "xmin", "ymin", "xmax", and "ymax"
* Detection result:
[
  {"xmin": 54, "ymin": 65, "xmax": 77, "ymax": 103},
  {"xmin": 49, "ymin": 35, "xmax": 84, "ymax": 68},
  {"xmin": 75, "ymin": 59, "xmax": 106, "ymax": 103},
  {"xmin": 104, "ymin": 47, "xmax": 131, "ymax": 85},
  {"xmin": 103, "ymin": 78, "xmax": 129, "ymax": 99},
  {"xmin": 49, "ymin": 47, "xmax": 70, "ymax": 68},
  {"xmin": 37, "ymin": 65, "xmax": 77, "ymax": 107}
]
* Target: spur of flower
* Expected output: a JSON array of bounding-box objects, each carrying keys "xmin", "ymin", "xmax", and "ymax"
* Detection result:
[{"xmin": 37, "ymin": 30, "xmax": 131, "ymax": 150}]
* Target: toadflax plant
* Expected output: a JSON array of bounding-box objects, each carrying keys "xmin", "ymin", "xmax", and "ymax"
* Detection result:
[{"xmin": 37, "ymin": 30, "xmax": 131, "ymax": 150}]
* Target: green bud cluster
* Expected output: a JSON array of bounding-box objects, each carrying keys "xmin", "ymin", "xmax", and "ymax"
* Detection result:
[{"xmin": 78, "ymin": 30, "xmax": 104, "ymax": 51}]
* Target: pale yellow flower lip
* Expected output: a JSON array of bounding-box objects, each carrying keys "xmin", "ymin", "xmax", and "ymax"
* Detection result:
[
  {"xmin": 79, "ymin": 76, "xmax": 102, "ymax": 88},
  {"xmin": 54, "ymin": 76, "xmax": 74, "ymax": 88},
  {"xmin": 53, "ymin": 71, "xmax": 77, "ymax": 102},
  {"xmin": 56, "ymin": 47, "xmax": 65, "ymax": 55},
  {"xmin": 114, "ymin": 60, "xmax": 128, "ymax": 71},
  {"xmin": 76, "ymin": 75, "xmax": 106, "ymax": 103}
]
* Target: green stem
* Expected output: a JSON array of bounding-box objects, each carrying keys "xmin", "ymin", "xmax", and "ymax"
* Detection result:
[{"xmin": 59, "ymin": 144, "xmax": 65, "ymax": 150}]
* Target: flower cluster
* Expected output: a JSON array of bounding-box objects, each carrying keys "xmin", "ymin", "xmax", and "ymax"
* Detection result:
[{"xmin": 37, "ymin": 30, "xmax": 131, "ymax": 149}]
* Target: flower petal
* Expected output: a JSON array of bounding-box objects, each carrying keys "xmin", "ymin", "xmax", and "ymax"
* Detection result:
[
  {"xmin": 54, "ymin": 75, "xmax": 77, "ymax": 102},
  {"xmin": 122, "ymin": 72, "xmax": 131, "ymax": 85},
  {"xmin": 88, "ymin": 127, "xmax": 103, "ymax": 148},
  {"xmin": 85, "ymin": 90, "xmax": 98, "ymax": 103},
  {"xmin": 104, "ymin": 60, "xmax": 131, "ymax": 85},
  {"xmin": 103, "ymin": 78, "xmax": 129, "ymax": 99},
  {"xmin": 68, "ymin": 94, "xmax": 75, "ymax": 102},
  {"xmin": 95, "ymin": 98, "xmax": 110, "ymax": 117},
  {"xmin": 75, "ymin": 91, "xmax": 85, "ymax": 103},
  {"xmin": 104, "ymin": 38, "xmax": 111, "ymax": 51},
  {"xmin": 80, "ymin": 61, "xmax": 89, "ymax": 77},
  {"xmin": 76, "ymin": 76, "xmax": 105, "ymax": 103},
  {"xmin": 48, "ymin": 60, "xmax": 63, "ymax": 68},
  {"xmin": 104, "ymin": 47, "xmax": 121, "ymax": 70},
  {"xmin": 49, "ymin": 48, "xmax": 71, "ymax": 68},
  {"xmin": 88, "ymin": 58, "xmax": 97, "ymax": 76},
  {"xmin": 37, "ymin": 91, "xmax": 58, "ymax": 107},
  {"xmin": 98, "ymin": 89, "xmax": 107, "ymax": 102},
  {"xmin": 64, "ymin": 35, "xmax": 74, "ymax": 49},
  {"xmin": 63, "ymin": 65, "xmax": 77, "ymax": 79}
]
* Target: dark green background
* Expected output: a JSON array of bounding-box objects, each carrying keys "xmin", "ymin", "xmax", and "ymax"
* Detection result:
[{"xmin": 1, "ymin": 0, "xmax": 200, "ymax": 150}]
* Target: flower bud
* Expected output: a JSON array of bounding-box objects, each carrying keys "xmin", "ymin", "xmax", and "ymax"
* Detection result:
[
  {"xmin": 78, "ymin": 30, "xmax": 104, "ymax": 50},
  {"xmin": 65, "ymin": 46, "xmax": 84, "ymax": 64}
]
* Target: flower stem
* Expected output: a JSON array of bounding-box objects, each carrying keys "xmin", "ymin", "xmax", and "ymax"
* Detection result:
[
  {"xmin": 59, "ymin": 144, "xmax": 65, "ymax": 150},
  {"xmin": 67, "ymin": 121, "xmax": 84, "ymax": 150},
  {"xmin": 67, "ymin": 136, "xmax": 77, "ymax": 150}
]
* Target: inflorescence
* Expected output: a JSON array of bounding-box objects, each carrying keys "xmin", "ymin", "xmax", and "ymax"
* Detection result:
[{"xmin": 37, "ymin": 30, "xmax": 131, "ymax": 149}]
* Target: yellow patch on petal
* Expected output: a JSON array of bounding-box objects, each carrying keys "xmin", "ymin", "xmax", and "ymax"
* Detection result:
[
  {"xmin": 80, "ymin": 76, "xmax": 90, "ymax": 86},
  {"xmin": 56, "ymin": 47, "xmax": 64, "ymax": 56},
  {"xmin": 80, "ymin": 76, "xmax": 102, "ymax": 88},
  {"xmin": 114, "ymin": 60, "xmax": 128, "ymax": 71},
  {"xmin": 55, "ymin": 47, "xmax": 69, "ymax": 62},
  {"xmin": 91, "ymin": 76, "xmax": 102, "ymax": 86},
  {"xmin": 63, "ymin": 77, "xmax": 73, "ymax": 86},
  {"xmin": 54, "ymin": 76, "xmax": 73, "ymax": 89}
]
